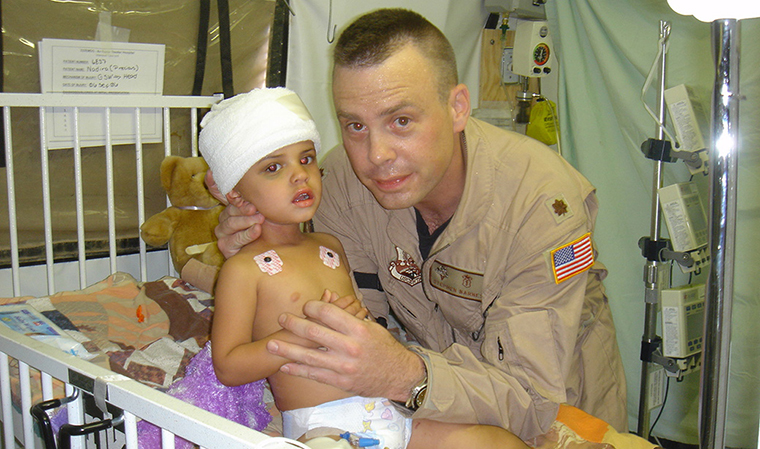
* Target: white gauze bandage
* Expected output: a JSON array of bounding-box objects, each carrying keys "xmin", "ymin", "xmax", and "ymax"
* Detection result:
[{"xmin": 200, "ymin": 87, "xmax": 321, "ymax": 196}]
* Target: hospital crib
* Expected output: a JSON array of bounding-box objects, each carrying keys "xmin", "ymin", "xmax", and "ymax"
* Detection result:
[{"xmin": 0, "ymin": 92, "xmax": 295, "ymax": 449}]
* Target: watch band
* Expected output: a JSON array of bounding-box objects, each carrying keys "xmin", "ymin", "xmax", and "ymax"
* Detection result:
[
  {"xmin": 406, "ymin": 375, "xmax": 428, "ymax": 411},
  {"xmin": 392, "ymin": 366, "xmax": 428, "ymax": 414}
]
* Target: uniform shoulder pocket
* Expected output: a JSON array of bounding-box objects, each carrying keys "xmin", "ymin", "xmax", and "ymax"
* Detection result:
[{"xmin": 483, "ymin": 310, "xmax": 567, "ymax": 404}]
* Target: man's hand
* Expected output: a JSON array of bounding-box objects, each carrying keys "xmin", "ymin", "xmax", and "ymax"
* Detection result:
[
  {"xmin": 266, "ymin": 301, "xmax": 425, "ymax": 402},
  {"xmin": 205, "ymin": 169, "xmax": 264, "ymax": 258}
]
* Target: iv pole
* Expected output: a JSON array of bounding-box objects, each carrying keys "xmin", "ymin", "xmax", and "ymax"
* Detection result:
[
  {"xmin": 636, "ymin": 11, "xmax": 745, "ymax": 445},
  {"xmin": 636, "ymin": 20, "xmax": 672, "ymax": 440}
]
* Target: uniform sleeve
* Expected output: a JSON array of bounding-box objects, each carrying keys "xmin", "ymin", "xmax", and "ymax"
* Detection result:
[{"xmin": 411, "ymin": 192, "xmax": 605, "ymax": 441}]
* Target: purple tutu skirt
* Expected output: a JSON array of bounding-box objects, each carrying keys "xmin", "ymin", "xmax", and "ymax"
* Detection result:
[{"xmin": 137, "ymin": 341, "xmax": 272, "ymax": 448}]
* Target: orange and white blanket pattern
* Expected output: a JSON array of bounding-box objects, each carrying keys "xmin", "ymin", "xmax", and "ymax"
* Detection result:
[{"xmin": 527, "ymin": 405, "xmax": 659, "ymax": 449}]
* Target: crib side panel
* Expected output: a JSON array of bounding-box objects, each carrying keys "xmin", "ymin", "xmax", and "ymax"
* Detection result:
[{"xmin": 0, "ymin": 325, "xmax": 270, "ymax": 448}]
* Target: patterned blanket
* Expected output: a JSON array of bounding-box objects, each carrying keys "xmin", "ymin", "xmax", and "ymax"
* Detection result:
[{"xmin": 1, "ymin": 272, "xmax": 214, "ymax": 390}]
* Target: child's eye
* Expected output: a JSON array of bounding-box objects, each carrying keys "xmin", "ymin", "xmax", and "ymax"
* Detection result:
[
  {"xmin": 264, "ymin": 163, "xmax": 281, "ymax": 173},
  {"xmin": 300, "ymin": 155, "xmax": 314, "ymax": 165}
]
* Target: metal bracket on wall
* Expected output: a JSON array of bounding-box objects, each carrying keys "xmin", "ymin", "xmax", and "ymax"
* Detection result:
[{"xmin": 267, "ymin": 0, "xmax": 291, "ymax": 87}]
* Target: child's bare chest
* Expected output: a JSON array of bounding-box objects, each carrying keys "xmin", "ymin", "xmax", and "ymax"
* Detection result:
[{"xmin": 248, "ymin": 240, "xmax": 353, "ymax": 339}]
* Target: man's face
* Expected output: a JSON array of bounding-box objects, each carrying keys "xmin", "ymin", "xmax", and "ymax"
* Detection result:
[{"xmin": 332, "ymin": 45, "xmax": 465, "ymax": 212}]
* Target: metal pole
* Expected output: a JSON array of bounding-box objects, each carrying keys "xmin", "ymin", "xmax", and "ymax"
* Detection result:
[
  {"xmin": 700, "ymin": 18, "xmax": 740, "ymax": 449},
  {"xmin": 637, "ymin": 20, "xmax": 670, "ymax": 439}
]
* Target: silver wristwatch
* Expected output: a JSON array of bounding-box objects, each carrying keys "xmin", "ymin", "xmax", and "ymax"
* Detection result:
[
  {"xmin": 393, "ymin": 370, "xmax": 428, "ymax": 414},
  {"xmin": 406, "ymin": 374, "xmax": 428, "ymax": 411}
]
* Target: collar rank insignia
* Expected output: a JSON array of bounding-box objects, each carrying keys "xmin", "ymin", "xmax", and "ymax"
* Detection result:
[
  {"xmin": 553, "ymin": 199, "xmax": 568, "ymax": 216},
  {"xmin": 545, "ymin": 193, "xmax": 574, "ymax": 224}
]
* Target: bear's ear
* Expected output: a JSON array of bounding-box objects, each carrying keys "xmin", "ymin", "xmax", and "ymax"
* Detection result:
[{"xmin": 160, "ymin": 156, "xmax": 182, "ymax": 192}]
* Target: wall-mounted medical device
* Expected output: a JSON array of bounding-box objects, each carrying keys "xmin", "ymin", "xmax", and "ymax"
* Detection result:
[
  {"xmin": 512, "ymin": 20, "xmax": 555, "ymax": 77},
  {"xmin": 661, "ymin": 284, "xmax": 705, "ymax": 359},
  {"xmin": 658, "ymin": 180, "xmax": 710, "ymax": 273},
  {"xmin": 484, "ymin": 0, "xmax": 546, "ymax": 19}
]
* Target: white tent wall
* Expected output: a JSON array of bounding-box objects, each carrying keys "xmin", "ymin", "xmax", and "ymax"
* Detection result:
[
  {"xmin": 0, "ymin": 0, "xmax": 272, "ymax": 265},
  {"xmin": 546, "ymin": 0, "xmax": 759, "ymax": 446},
  {"xmin": 288, "ymin": 0, "xmax": 760, "ymax": 446}
]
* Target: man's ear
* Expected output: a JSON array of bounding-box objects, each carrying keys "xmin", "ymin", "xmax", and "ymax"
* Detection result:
[{"xmin": 450, "ymin": 84, "xmax": 470, "ymax": 133}]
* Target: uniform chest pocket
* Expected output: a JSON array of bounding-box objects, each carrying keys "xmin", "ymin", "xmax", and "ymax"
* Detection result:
[{"xmin": 482, "ymin": 310, "xmax": 567, "ymax": 404}]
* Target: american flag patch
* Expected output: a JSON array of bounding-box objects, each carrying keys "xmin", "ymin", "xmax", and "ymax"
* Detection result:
[{"xmin": 550, "ymin": 233, "xmax": 594, "ymax": 284}]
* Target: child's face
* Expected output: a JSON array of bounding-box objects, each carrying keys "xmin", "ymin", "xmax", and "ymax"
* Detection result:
[{"xmin": 233, "ymin": 140, "xmax": 321, "ymax": 225}]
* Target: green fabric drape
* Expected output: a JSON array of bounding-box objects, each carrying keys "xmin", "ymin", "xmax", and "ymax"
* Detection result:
[{"xmin": 547, "ymin": 1, "xmax": 760, "ymax": 445}]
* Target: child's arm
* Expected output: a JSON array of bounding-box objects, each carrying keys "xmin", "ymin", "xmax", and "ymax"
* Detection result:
[{"xmin": 211, "ymin": 256, "xmax": 316, "ymax": 386}]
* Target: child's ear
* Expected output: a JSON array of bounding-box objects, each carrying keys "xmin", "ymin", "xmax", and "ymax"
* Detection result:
[
  {"xmin": 226, "ymin": 189, "xmax": 261, "ymax": 217},
  {"xmin": 226, "ymin": 189, "xmax": 246, "ymax": 208}
]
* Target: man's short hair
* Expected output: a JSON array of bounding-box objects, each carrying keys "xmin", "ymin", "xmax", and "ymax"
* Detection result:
[{"xmin": 333, "ymin": 8, "xmax": 458, "ymax": 102}]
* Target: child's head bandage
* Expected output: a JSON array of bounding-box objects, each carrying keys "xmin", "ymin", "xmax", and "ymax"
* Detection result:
[{"xmin": 200, "ymin": 87, "xmax": 321, "ymax": 196}]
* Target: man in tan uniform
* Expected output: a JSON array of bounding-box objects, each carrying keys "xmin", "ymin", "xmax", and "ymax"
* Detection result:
[{"xmin": 210, "ymin": 8, "xmax": 627, "ymax": 441}]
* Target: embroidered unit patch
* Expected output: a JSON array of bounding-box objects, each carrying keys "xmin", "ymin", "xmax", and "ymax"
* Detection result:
[
  {"xmin": 550, "ymin": 233, "xmax": 594, "ymax": 283},
  {"xmin": 388, "ymin": 246, "xmax": 422, "ymax": 286},
  {"xmin": 319, "ymin": 246, "xmax": 341, "ymax": 269},
  {"xmin": 253, "ymin": 250, "xmax": 283, "ymax": 276}
]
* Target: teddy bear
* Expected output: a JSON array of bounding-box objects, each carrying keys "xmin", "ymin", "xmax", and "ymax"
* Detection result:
[{"xmin": 140, "ymin": 155, "xmax": 225, "ymax": 281}]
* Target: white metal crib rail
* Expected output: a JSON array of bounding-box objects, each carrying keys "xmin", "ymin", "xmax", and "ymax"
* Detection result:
[
  {"xmin": 0, "ymin": 92, "xmax": 223, "ymax": 296},
  {"xmin": 0, "ymin": 93, "xmax": 272, "ymax": 448},
  {"xmin": 0, "ymin": 324, "xmax": 270, "ymax": 449}
]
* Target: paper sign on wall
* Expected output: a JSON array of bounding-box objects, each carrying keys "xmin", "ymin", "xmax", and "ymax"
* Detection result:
[{"xmin": 38, "ymin": 38, "xmax": 165, "ymax": 150}]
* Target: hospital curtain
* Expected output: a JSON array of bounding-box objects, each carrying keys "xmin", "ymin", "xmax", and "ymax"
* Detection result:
[{"xmin": 546, "ymin": 1, "xmax": 760, "ymax": 445}]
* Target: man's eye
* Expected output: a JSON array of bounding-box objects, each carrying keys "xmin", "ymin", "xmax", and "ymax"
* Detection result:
[
  {"xmin": 396, "ymin": 117, "xmax": 410, "ymax": 127},
  {"xmin": 349, "ymin": 122, "xmax": 364, "ymax": 132}
]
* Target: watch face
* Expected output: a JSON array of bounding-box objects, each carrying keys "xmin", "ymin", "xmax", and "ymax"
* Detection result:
[
  {"xmin": 533, "ymin": 43, "xmax": 550, "ymax": 66},
  {"xmin": 415, "ymin": 385, "xmax": 428, "ymax": 408}
]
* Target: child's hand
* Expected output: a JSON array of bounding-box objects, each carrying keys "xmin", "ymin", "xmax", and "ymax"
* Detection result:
[
  {"xmin": 319, "ymin": 289, "xmax": 341, "ymax": 303},
  {"xmin": 319, "ymin": 289, "xmax": 370, "ymax": 320}
]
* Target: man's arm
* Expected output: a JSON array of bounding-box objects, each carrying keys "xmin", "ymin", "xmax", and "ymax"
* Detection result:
[
  {"xmin": 410, "ymin": 262, "xmax": 596, "ymax": 438},
  {"xmin": 268, "ymin": 301, "xmax": 426, "ymax": 403}
]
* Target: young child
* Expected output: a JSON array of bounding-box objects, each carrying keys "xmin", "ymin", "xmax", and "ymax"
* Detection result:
[{"xmin": 200, "ymin": 87, "xmax": 528, "ymax": 449}]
